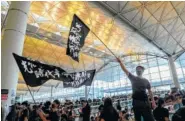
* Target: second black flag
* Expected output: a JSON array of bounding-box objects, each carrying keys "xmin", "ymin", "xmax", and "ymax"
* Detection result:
[{"xmin": 66, "ymin": 14, "xmax": 90, "ymax": 62}]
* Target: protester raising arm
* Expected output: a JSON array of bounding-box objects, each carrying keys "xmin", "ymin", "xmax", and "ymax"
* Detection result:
[{"xmin": 116, "ymin": 58, "xmax": 129, "ymax": 76}]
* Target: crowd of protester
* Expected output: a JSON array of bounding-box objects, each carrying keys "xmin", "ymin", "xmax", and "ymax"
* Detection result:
[{"xmin": 3, "ymin": 89, "xmax": 185, "ymax": 121}]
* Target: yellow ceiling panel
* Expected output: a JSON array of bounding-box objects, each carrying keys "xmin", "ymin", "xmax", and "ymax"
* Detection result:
[{"xmin": 23, "ymin": 36, "xmax": 103, "ymax": 71}]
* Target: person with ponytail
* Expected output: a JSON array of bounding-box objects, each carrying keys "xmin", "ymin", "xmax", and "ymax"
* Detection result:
[{"xmin": 153, "ymin": 98, "xmax": 170, "ymax": 121}]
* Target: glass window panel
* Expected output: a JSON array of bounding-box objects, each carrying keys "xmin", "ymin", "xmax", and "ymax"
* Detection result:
[
  {"xmin": 176, "ymin": 68, "xmax": 183, "ymax": 75},
  {"xmin": 178, "ymin": 74, "xmax": 184, "ymax": 79},
  {"xmin": 149, "ymin": 60, "xmax": 157, "ymax": 67},
  {"xmin": 158, "ymin": 58, "xmax": 167, "ymax": 65},
  {"xmin": 143, "ymin": 69, "xmax": 149, "ymax": 75},
  {"xmin": 151, "ymin": 78, "xmax": 161, "ymax": 82},
  {"xmin": 181, "ymin": 60, "xmax": 185, "ymax": 67},
  {"xmin": 162, "ymin": 77, "xmax": 171, "ymax": 81},
  {"xmin": 183, "ymin": 68, "xmax": 185, "ymax": 74},
  {"xmin": 150, "ymin": 67, "xmax": 159, "ymax": 73},
  {"xmin": 175, "ymin": 62, "xmax": 181, "ymax": 68},
  {"xmin": 151, "ymin": 73, "xmax": 160, "ymax": 79},
  {"xmin": 160, "ymin": 71, "xmax": 171, "ymax": 78},
  {"xmin": 159, "ymin": 65, "xmax": 169, "ymax": 71}
]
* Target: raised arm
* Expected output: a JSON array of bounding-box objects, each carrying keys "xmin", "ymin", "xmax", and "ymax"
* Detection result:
[{"xmin": 116, "ymin": 58, "xmax": 129, "ymax": 76}]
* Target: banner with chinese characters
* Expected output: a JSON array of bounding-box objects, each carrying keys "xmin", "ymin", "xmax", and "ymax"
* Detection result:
[
  {"xmin": 66, "ymin": 14, "xmax": 90, "ymax": 62},
  {"xmin": 13, "ymin": 53, "xmax": 73, "ymax": 87},
  {"xmin": 63, "ymin": 69, "xmax": 96, "ymax": 88},
  {"xmin": 13, "ymin": 53, "xmax": 96, "ymax": 88}
]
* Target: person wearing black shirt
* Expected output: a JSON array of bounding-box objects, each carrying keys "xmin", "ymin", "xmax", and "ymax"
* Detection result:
[
  {"xmin": 153, "ymin": 98, "xmax": 170, "ymax": 121},
  {"xmin": 99, "ymin": 98, "xmax": 119, "ymax": 121},
  {"xmin": 67, "ymin": 106, "xmax": 75, "ymax": 121},
  {"xmin": 29, "ymin": 105, "xmax": 41, "ymax": 121},
  {"xmin": 42, "ymin": 101, "xmax": 51, "ymax": 119},
  {"xmin": 80, "ymin": 100, "xmax": 91, "ymax": 121},
  {"xmin": 6, "ymin": 105, "xmax": 16, "ymax": 121},
  {"xmin": 60, "ymin": 108, "xmax": 68, "ymax": 121},
  {"xmin": 117, "ymin": 100, "xmax": 122, "ymax": 111},
  {"xmin": 172, "ymin": 98, "xmax": 185, "ymax": 121},
  {"xmin": 38, "ymin": 100, "xmax": 61, "ymax": 121},
  {"xmin": 117, "ymin": 58, "xmax": 155, "ymax": 121},
  {"xmin": 19, "ymin": 101, "xmax": 29, "ymax": 121}
]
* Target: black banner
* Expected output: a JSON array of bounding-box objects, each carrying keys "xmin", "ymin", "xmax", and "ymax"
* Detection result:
[
  {"xmin": 63, "ymin": 70, "xmax": 96, "ymax": 88},
  {"xmin": 13, "ymin": 53, "xmax": 72, "ymax": 87},
  {"xmin": 66, "ymin": 14, "xmax": 90, "ymax": 62},
  {"xmin": 13, "ymin": 53, "xmax": 96, "ymax": 88}
]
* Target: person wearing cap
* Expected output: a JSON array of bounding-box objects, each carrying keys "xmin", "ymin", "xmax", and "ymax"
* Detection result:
[{"xmin": 117, "ymin": 58, "xmax": 155, "ymax": 121}]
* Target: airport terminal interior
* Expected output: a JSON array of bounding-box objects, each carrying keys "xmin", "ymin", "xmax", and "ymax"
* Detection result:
[{"xmin": 1, "ymin": 1, "xmax": 185, "ymax": 121}]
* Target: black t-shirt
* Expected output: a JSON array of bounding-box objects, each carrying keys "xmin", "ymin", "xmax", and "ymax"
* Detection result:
[
  {"xmin": 29, "ymin": 110, "xmax": 41, "ymax": 121},
  {"xmin": 48, "ymin": 110, "xmax": 60, "ymax": 121},
  {"xmin": 98, "ymin": 104, "xmax": 104, "ymax": 112},
  {"xmin": 100, "ymin": 107, "xmax": 119, "ymax": 121},
  {"xmin": 153, "ymin": 107, "xmax": 169, "ymax": 121},
  {"xmin": 172, "ymin": 107, "xmax": 185, "ymax": 121},
  {"xmin": 61, "ymin": 114, "xmax": 67, "ymax": 121},
  {"xmin": 82, "ymin": 105, "xmax": 91, "ymax": 121},
  {"xmin": 128, "ymin": 73, "xmax": 151, "ymax": 101},
  {"xmin": 117, "ymin": 104, "xmax": 121, "ymax": 111},
  {"xmin": 68, "ymin": 110, "xmax": 74, "ymax": 121},
  {"xmin": 42, "ymin": 107, "xmax": 50, "ymax": 114},
  {"xmin": 19, "ymin": 109, "xmax": 29, "ymax": 121}
]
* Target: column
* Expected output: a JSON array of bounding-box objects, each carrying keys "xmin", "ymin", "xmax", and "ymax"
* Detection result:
[
  {"xmin": 85, "ymin": 86, "xmax": 88, "ymax": 100},
  {"xmin": 168, "ymin": 56, "xmax": 180, "ymax": 89},
  {"xmin": 1, "ymin": 1, "xmax": 30, "ymax": 107},
  {"xmin": 50, "ymin": 86, "xmax": 53, "ymax": 101}
]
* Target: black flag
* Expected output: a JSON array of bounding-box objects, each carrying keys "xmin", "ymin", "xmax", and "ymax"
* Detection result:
[
  {"xmin": 63, "ymin": 70, "xmax": 96, "ymax": 88},
  {"xmin": 66, "ymin": 14, "xmax": 90, "ymax": 62},
  {"xmin": 13, "ymin": 53, "xmax": 72, "ymax": 87}
]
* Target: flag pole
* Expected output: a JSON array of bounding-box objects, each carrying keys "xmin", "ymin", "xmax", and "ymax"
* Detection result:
[
  {"xmin": 26, "ymin": 84, "xmax": 36, "ymax": 104},
  {"xmin": 90, "ymin": 31, "xmax": 118, "ymax": 59}
]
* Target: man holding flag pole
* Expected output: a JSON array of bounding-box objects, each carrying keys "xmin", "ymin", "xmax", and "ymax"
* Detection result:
[
  {"xmin": 116, "ymin": 57, "xmax": 156, "ymax": 121},
  {"xmin": 66, "ymin": 13, "xmax": 156, "ymax": 121}
]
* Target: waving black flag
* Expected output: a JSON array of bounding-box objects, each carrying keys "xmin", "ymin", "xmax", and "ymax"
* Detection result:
[
  {"xmin": 13, "ymin": 53, "xmax": 72, "ymax": 87},
  {"xmin": 66, "ymin": 14, "xmax": 90, "ymax": 62},
  {"xmin": 63, "ymin": 69, "xmax": 96, "ymax": 88}
]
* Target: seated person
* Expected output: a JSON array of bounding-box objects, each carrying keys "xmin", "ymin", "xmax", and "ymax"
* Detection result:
[
  {"xmin": 153, "ymin": 98, "xmax": 169, "ymax": 121},
  {"xmin": 172, "ymin": 98, "xmax": 185, "ymax": 121}
]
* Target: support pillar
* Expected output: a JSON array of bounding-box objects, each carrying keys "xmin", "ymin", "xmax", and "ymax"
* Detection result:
[
  {"xmin": 168, "ymin": 56, "xmax": 180, "ymax": 89},
  {"xmin": 85, "ymin": 86, "xmax": 88, "ymax": 100},
  {"xmin": 1, "ymin": 1, "xmax": 30, "ymax": 107},
  {"xmin": 50, "ymin": 86, "xmax": 53, "ymax": 101}
]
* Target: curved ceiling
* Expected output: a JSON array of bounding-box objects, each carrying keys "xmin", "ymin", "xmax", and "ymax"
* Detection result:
[{"xmin": 98, "ymin": 1, "xmax": 185, "ymax": 57}]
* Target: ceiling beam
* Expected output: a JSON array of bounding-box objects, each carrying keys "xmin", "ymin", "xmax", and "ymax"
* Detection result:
[
  {"xmin": 94, "ymin": 1, "xmax": 170, "ymax": 56},
  {"xmin": 174, "ymin": 50, "xmax": 185, "ymax": 60},
  {"xmin": 141, "ymin": 2, "xmax": 185, "ymax": 51}
]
